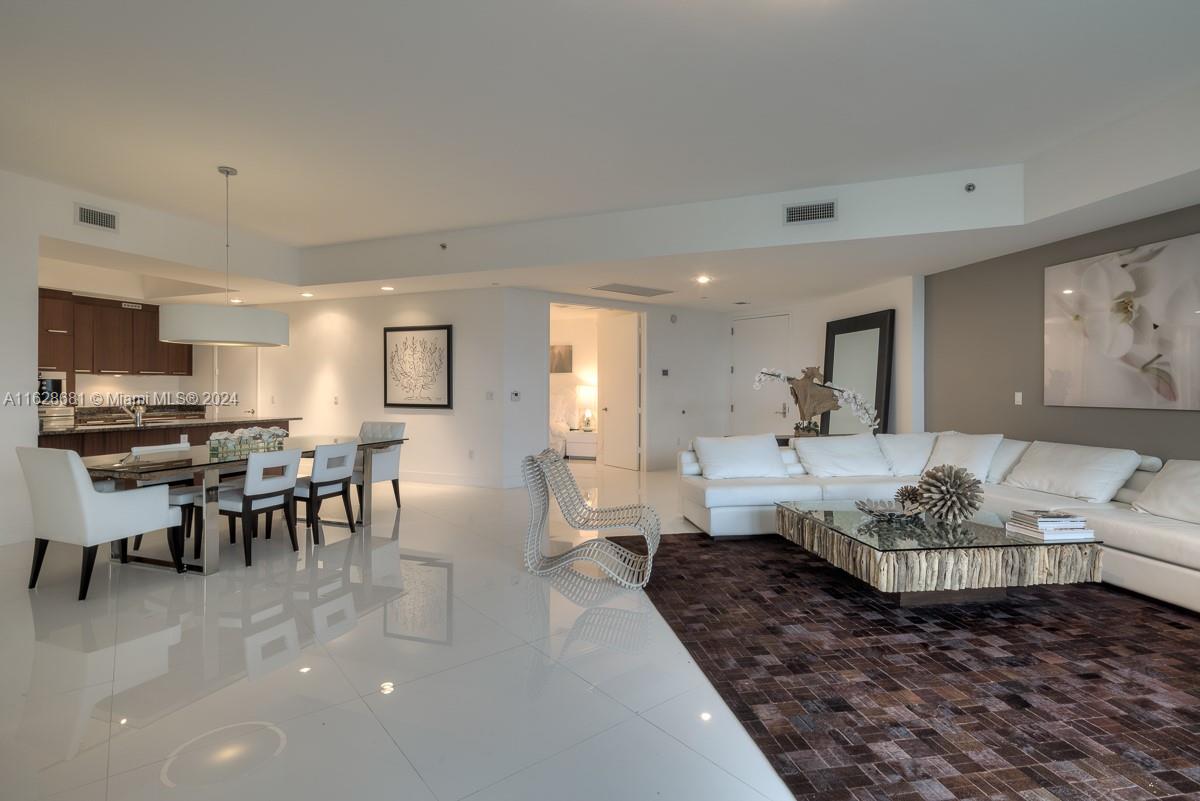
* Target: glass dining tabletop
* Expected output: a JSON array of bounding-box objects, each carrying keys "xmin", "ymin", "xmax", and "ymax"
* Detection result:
[{"xmin": 82, "ymin": 434, "xmax": 408, "ymax": 481}]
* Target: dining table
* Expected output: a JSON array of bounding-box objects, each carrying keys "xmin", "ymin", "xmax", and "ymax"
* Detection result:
[{"xmin": 82, "ymin": 433, "xmax": 409, "ymax": 575}]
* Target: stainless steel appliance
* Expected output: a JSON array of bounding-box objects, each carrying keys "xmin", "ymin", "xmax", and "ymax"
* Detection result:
[{"xmin": 37, "ymin": 370, "xmax": 75, "ymax": 431}]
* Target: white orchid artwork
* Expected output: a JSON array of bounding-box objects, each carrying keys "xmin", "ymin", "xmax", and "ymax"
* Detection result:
[{"xmin": 1045, "ymin": 232, "xmax": 1200, "ymax": 410}]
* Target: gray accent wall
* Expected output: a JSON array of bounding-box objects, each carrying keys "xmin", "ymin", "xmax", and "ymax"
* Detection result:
[{"xmin": 926, "ymin": 203, "xmax": 1200, "ymax": 460}]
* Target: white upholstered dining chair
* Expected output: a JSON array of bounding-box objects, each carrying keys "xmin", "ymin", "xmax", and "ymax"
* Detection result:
[
  {"xmin": 351, "ymin": 421, "xmax": 405, "ymax": 519},
  {"xmin": 17, "ymin": 447, "xmax": 185, "ymax": 600},
  {"xmin": 295, "ymin": 441, "xmax": 358, "ymax": 545},
  {"xmin": 218, "ymin": 449, "xmax": 301, "ymax": 566}
]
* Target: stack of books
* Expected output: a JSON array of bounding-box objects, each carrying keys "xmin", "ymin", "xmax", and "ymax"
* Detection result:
[{"xmin": 1006, "ymin": 510, "xmax": 1094, "ymax": 541}]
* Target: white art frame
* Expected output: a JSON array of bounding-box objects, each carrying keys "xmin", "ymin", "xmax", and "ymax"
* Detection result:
[
  {"xmin": 384, "ymin": 325, "xmax": 452, "ymax": 409},
  {"xmin": 1044, "ymin": 232, "xmax": 1200, "ymax": 411}
]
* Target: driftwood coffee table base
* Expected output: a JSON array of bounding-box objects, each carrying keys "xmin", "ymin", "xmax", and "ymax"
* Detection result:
[{"xmin": 777, "ymin": 506, "xmax": 1102, "ymax": 606}]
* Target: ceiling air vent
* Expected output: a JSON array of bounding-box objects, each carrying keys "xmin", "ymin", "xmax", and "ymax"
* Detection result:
[
  {"xmin": 591, "ymin": 283, "xmax": 673, "ymax": 297},
  {"xmin": 75, "ymin": 203, "xmax": 119, "ymax": 232},
  {"xmin": 783, "ymin": 199, "xmax": 836, "ymax": 225}
]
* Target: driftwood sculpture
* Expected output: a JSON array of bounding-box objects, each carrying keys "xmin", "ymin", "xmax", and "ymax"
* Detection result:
[{"xmin": 787, "ymin": 367, "xmax": 841, "ymax": 423}]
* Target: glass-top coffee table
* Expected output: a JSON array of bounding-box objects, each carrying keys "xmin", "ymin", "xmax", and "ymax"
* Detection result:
[{"xmin": 776, "ymin": 501, "xmax": 1102, "ymax": 606}]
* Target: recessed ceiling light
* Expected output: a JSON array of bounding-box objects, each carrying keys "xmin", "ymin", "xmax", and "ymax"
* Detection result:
[
  {"xmin": 300, "ymin": 292, "xmax": 314, "ymax": 298},
  {"xmin": 695, "ymin": 275, "xmax": 712, "ymax": 285},
  {"xmin": 298, "ymin": 666, "xmax": 311, "ymax": 673},
  {"xmin": 699, "ymin": 712, "xmax": 712, "ymax": 722},
  {"xmin": 1061, "ymin": 289, "xmax": 1074, "ymax": 295},
  {"xmin": 229, "ymin": 297, "xmax": 244, "ymax": 304},
  {"xmin": 119, "ymin": 718, "xmax": 128, "ymax": 725},
  {"xmin": 381, "ymin": 286, "xmax": 395, "ymax": 292}
]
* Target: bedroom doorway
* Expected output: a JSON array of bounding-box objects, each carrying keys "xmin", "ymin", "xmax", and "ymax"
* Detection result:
[{"xmin": 548, "ymin": 303, "xmax": 643, "ymax": 471}]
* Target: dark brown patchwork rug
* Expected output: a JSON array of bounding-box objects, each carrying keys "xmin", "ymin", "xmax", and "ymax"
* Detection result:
[{"xmin": 616, "ymin": 532, "xmax": 1200, "ymax": 801}]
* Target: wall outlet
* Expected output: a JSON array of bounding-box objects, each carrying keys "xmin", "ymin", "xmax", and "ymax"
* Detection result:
[
  {"xmin": 468, "ymin": 449, "xmax": 475, "ymax": 460},
  {"xmin": 486, "ymin": 391, "xmax": 494, "ymax": 401},
  {"xmin": 269, "ymin": 395, "xmax": 275, "ymax": 405},
  {"xmin": 333, "ymin": 395, "xmax": 339, "ymax": 406},
  {"xmin": 661, "ymin": 369, "xmax": 669, "ymax": 377},
  {"xmin": 510, "ymin": 391, "xmax": 521, "ymax": 402},
  {"xmin": 1014, "ymin": 391, "xmax": 1023, "ymax": 406}
]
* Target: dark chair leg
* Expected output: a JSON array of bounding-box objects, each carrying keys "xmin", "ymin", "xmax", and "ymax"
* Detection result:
[
  {"xmin": 119, "ymin": 538, "xmax": 129, "ymax": 564},
  {"xmin": 193, "ymin": 507, "xmax": 204, "ymax": 560},
  {"xmin": 284, "ymin": 499, "xmax": 299, "ymax": 551},
  {"xmin": 392, "ymin": 478, "xmax": 401, "ymax": 508},
  {"xmin": 313, "ymin": 497, "xmax": 324, "ymax": 545},
  {"xmin": 228, "ymin": 515, "xmax": 237, "ymax": 544},
  {"xmin": 355, "ymin": 483, "xmax": 364, "ymax": 524},
  {"xmin": 265, "ymin": 510, "xmax": 273, "ymax": 540},
  {"xmin": 241, "ymin": 511, "xmax": 254, "ymax": 567},
  {"xmin": 181, "ymin": 506, "xmax": 192, "ymax": 540},
  {"xmin": 342, "ymin": 487, "xmax": 356, "ymax": 534},
  {"xmin": 28, "ymin": 538, "xmax": 49, "ymax": 589},
  {"xmin": 78, "ymin": 545, "xmax": 99, "ymax": 601},
  {"xmin": 166, "ymin": 526, "xmax": 185, "ymax": 573},
  {"xmin": 133, "ymin": 534, "xmax": 143, "ymax": 551}
]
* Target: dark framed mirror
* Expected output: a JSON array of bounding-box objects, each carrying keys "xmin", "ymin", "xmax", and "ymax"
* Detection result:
[{"xmin": 820, "ymin": 309, "xmax": 895, "ymax": 435}]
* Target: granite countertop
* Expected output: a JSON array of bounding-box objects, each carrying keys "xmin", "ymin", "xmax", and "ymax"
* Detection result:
[{"xmin": 40, "ymin": 417, "xmax": 302, "ymax": 436}]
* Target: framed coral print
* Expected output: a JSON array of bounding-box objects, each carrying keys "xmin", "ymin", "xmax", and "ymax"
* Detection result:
[{"xmin": 384, "ymin": 325, "xmax": 453, "ymax": 409}]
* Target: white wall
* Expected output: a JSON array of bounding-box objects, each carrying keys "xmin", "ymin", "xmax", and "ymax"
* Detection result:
[
  {"xmin": 736, "ymin": 276, "xmax": 925, "ymax": 434},
  {"xmin": 258, "ymin": 288, "xmax": 514, "ymax": 487}
]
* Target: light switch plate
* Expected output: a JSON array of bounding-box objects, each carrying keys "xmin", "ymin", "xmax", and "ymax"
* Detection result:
[
  {"xmin": 1014, "ymin": 391, "xmax": 1023, "ymax": 406},
  {"xmin": 510, "ymin": 391, "xmax": 521, "ymax": 402}
]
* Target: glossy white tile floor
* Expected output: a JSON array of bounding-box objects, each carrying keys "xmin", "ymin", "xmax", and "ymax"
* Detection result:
[{"xmin": 0, "ymin": 463, "xmax": 792, "ymax": 801}]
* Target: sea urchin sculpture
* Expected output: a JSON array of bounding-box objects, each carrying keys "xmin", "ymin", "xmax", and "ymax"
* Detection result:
[
  {"xmin": 917, "ymin": 464, "xmax": 983, "ymax": 524},
  {"xmin": 894, "ymin": 484, "xmax": 921, "ymax": 507}
]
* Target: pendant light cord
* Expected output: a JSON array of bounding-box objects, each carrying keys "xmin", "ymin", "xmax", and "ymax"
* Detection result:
[{"xmin": 224, "ymin": 169, "xmax": 231, "ymax": 302}]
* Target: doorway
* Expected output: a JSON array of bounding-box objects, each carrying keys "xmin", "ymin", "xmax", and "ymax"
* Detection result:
[
  {"xmin": 548, "ymin": 304, "xmax": 643, "ymax": 471},
  {"xmin": 731, "ymin": 314, "xmax": 792, "ymax": 435}
]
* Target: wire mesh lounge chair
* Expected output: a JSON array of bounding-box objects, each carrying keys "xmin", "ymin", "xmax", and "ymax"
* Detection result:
[{"xmin": 522, "ymin": 449, "xmax": 660, "ymax": 589}]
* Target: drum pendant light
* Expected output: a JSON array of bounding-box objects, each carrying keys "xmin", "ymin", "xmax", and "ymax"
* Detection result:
[{"xmin": 159, "ymin": 166, "xmax": 288, "ymax": 347}]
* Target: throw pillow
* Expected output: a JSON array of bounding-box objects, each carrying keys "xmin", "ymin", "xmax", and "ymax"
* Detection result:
[
  {"xmin": 924, "ymin": 433, "xmax": 1003, "ymax": 480},
  {"xmin": 1132, "ymin": 460, "xmax": 1200, "ymax": 524},
  {"xmin": 693, "ymin": 434, "xmax": 788, "ymax": 480},
  {"xmin": 794, "ymin": 433, "xmax": 892, "ymax": 477},
  {"xmin": 986, "ymin": 438, "xmax": 1031, "ymax": 484},
  {"xmin": 875, "ymin": 433, "xmax": 937, "ymax": 476},
  {"xmin": 1004, "ymin": 441, "xmax": 1141, "ymax": 503}
]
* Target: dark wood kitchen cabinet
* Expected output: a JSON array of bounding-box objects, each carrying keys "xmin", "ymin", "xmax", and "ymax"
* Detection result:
[
  {"xmin": 37, "ymin": 292, "xmax": 75, "ymax": 373},
  {"xmin": 73, "ymin": 302, "xmax": 95, "ymax": 373},
  {"xmin": 92, "ymin": 305, "xmax": 134, "ymax": 374},
  {"xmin": 38, "ymin": 292, "xmax": 194, "ymax": 378},
  {"xmin": 167, "ymin": 341, "xmax": 192, "ymax": 376},
  {"xmin": 132, "ymin": 307, "xmax": 169, "ymax": 374}
]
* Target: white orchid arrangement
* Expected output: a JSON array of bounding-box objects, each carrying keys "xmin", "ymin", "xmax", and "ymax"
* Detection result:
[{"xmin": 831, "ymin": 387, "xmax": 881, "ymax": 430}]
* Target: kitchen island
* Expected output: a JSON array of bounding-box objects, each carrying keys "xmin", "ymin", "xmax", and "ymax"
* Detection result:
[{"xmin": 39, "ymin": 416, "xmax": 301, "ymax": 456}]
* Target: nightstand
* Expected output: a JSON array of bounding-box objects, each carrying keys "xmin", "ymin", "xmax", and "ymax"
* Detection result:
[{"xmin": 564, "ymin": 429, "xmax": 597, "ymax": 460}]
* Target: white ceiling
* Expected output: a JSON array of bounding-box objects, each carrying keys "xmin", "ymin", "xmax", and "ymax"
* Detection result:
[{"xmin": 5, "ymin": 1, "xmax": 1200, "ymax": 246}]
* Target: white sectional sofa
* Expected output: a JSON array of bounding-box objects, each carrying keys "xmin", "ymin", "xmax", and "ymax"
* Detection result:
[{"xmin": 678, "ymin": 432, "xmax": 1200, "ymax": 613}]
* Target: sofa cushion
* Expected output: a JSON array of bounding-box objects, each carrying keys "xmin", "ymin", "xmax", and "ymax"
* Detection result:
[
  {"xmin": 1085, "ymin": 506, "xmax": 1200, "ymax": 572},
  {"xmin": 794, "ymin": 433, "xmax": 891, "ymax": 477},
  {"xmin": 820, "ymin": 475, "xmax": 917, "ymax": 501},
  {"xmin": 1133, "ymin": 460, "xmax": 1200, "ymax": 524},
  {"xmin": 978, "ymin": 483, "xmax": 1119, "ymax": 519},
  {"xmin": 679, "ymin": 475, "xmax": 822, "ymax": 508},
  {"xmin": 1004, "ymin": 441, "xmax": 1141, "ymax": 503},
  {"xmin": 986, "ymin": 438, "xmax": 1031, "ymax": 484},
  {"xmin": 925, "ymin": 432, "xmax": 1003, "ymax": 479},
  {"xmin": 693, "ymin": 434, "xmax": 787, "ymax": 479},
  {"xmin": 875, "ymin": 433, "xmax": 937, "ymax": 476}
]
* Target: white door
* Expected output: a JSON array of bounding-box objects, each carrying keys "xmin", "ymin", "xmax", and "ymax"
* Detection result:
[
  {"xmin": 215, "ymin": 346, "xmax": 259, "ymax": 421},
  {"xmin": 731, "ymin": 314, "xmax": 792, "ymax": 435},
  {"xmin": 597, "ymin": 310, "xmax": 641, "ymax": 471}
]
